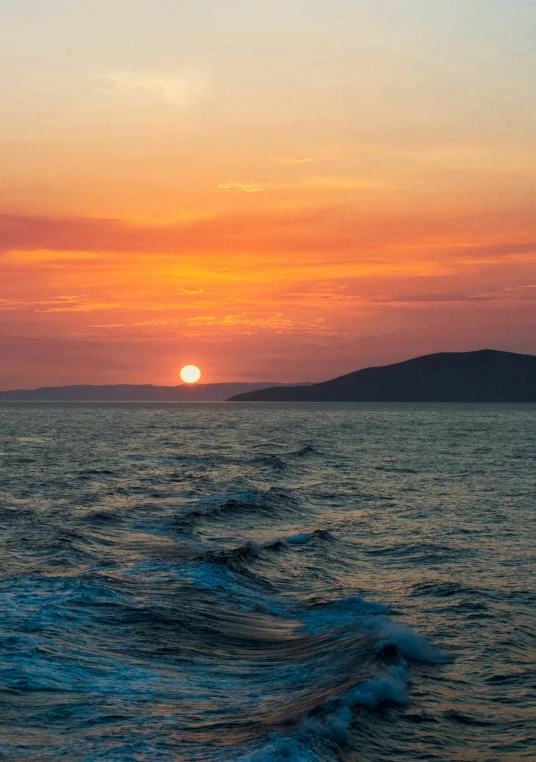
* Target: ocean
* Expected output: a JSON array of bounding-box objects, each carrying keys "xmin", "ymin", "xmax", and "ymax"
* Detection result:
[{"xmin": 0, "ymin": 402, "xmax": 534, "ymax": 761}]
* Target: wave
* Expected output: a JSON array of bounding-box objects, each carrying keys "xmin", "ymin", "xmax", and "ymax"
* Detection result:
[
  {"xmin": 203, "ymin": 530, "xmax": 332, "ymax": 570},
  {"xmin": 248, "ymin": 453, "xmax": 288, "ymax": 471},
  {"xmin": 364, "ymin": 541, "xmax": 467, "ymax": 563},
  {"xmin": 78, "ymin": 467, "xmax": 117, "ymax": 478},
  {"xmin": 81, "ymin": 509, "xmax": 125, "ymax": 524},
  {"xmin": 0, "ymin": 532, "xmax": 450, "ymax": 762},
  {"xmin": 410, "ymin": 580, "xmax": 481, "ymax": 597},
  {"xmin": 173, "ymin": 488, "xmax": 302, "ymax": 529},
  {"xmin": 286, "ymin": 445, "xmax": 320, "ymax": 458},
  {"xmin": 246, "ymin": 445, "xmax": 319, "ymax": 472},
  {"xmin": 378, "ymin": 621, "xmax": 452, "ymax": 664}
]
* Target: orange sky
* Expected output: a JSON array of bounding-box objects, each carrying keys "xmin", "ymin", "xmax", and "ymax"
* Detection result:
[{"xmin": 1, "ymin": 1, "xmax": 535, "ymax": 388}]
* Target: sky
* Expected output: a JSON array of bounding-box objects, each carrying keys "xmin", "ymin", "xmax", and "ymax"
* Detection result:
[{"xmin": 1, "ymin": 0, "xmax": 535, "ymax": 388}]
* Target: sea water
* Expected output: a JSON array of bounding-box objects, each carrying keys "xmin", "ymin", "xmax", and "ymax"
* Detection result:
[{"xmin": 0, "ymin": 403, "xmax": 534, "ymax": 761}]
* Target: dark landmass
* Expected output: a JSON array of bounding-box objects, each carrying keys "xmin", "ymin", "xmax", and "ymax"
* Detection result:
[
  {"xmin": 228, "ymin": 349, "xmax": 536, "ymax": 402},
  {"xmin": 0, "ymin": 382, "xmax": 292, "ymax": 402}
]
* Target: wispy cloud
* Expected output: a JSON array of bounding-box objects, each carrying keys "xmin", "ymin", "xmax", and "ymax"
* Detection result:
[
  {"xmin": 89, "ymin": 321, "xmax": 177, "ymax": 329},
  {"xmin": 186, "ymin": 312, "xmax": 291, "ymax": 328},
  {"xmin": 373, "ymin": 293, "xmax": 498, "ymax": 305},
  {"xmin": 217, "ymin": 183, "xmax": 266, "ymax": 193},
  {"xmin": 90, "ymin": 69, "xmax": 208, "ymax": 107},
  {"xmin": 36, "ymin": 302, "xmax": 121, "ymax": 313},
  {"xmin": 185, "ymin": 312, "xmax": 331, "ymax": 336},
  {"xmin": 0, "ymin": 296, "xmax": 121, "ymax": 313},
  {"xmin": 270, "ymin": 156, "xmax": 313, "ymax": 164}
]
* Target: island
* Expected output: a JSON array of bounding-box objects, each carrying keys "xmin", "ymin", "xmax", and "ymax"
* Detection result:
[
  {"xmin": 0, "ymin": 382, "xmax": 287, "ymax": 402},
  {"xmin": 227, "ymin": 349, "xmax": 536, "ymax": 402}
]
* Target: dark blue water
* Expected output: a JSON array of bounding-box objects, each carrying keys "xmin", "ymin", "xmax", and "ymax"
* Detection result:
[{"xmin": 0, "ymin": 403, "xmax": 534, "ymax": 761}]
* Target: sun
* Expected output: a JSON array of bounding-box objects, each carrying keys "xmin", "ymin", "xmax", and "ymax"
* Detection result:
[{"xmin": 180, "ymin": 365, "xmax": 202, "ymax": 384}]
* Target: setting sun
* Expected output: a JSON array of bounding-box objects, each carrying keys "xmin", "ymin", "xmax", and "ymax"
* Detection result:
[{"xmin": 180, "ymin": 365, "xmax": 202, "ymax": 384}]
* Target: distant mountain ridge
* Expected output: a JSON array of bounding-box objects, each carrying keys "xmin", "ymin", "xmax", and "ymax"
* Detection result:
[
  {"xmin": 0, "ymin": 382, "xmax": 291, "ymax": 402},
  {"xmin": 228, "ymin": 350, "xmax": 536, "ymax": 402}
]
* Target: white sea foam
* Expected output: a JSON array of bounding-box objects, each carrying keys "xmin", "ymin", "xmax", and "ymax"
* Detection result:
[
  {"xmin": 239, "ymin": 664, "xmax": 409, "ymax": 760},
  {"xmin": 379, "ymin": 621, "xmax": 452, "ymax": 664},
  {"xmin": 301, "ymin": 663, "xmax": 408, "ymax": 744}
]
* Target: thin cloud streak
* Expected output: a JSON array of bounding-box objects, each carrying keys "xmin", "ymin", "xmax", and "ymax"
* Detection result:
[
  {"xmin": 270, "ymin": 156, "xmax": 314, "ymax": 164},
  {"xmin": 217, "ymin": 183, "xmax": 266, "ymax": 193},
  {"xmin": 0, "ymin": 296, "xmax": 121, "ymax": 312}
]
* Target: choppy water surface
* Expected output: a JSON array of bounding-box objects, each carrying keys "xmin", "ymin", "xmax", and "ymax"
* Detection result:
[{"xmin": 0, "ymin": 403, "xmax": 534, "ymax": 761}]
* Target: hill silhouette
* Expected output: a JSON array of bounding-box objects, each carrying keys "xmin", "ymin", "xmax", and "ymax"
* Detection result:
[
  {"xmin": 228, "ymin": 350, "xmax": 536, "ymax": 402},
  {"xmin": 0, "ymin": 382, "xmax": 289, "ymax": 402}
]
